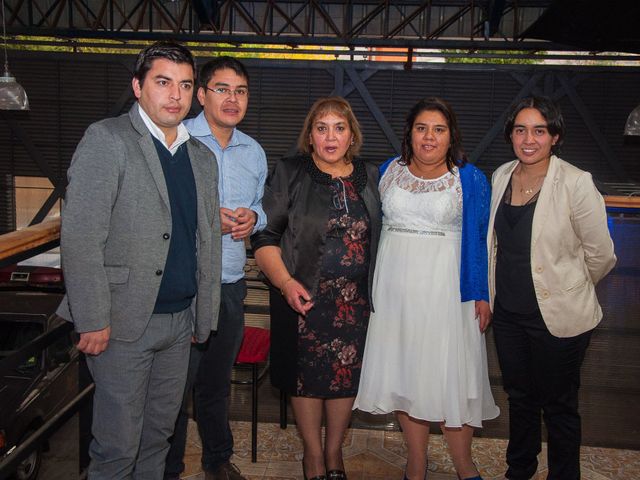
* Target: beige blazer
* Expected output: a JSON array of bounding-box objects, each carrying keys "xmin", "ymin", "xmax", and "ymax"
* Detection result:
[{"xmin": 487, "ymin": 155, "xmax": 616, "ymax": 337}]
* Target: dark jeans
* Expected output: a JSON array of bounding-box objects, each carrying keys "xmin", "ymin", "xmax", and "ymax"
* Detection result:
[
  {"xmin": 165, "ymin": 280, "xmax": 247, "ymax": 477},
  {"xmin": 492, "ymin": 299, "xmax": 592, "ymax": 480}
]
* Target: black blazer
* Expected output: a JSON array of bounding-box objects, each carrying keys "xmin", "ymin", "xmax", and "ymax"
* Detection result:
[{"xmin": 251, "ymin": 153, "xmax": 382, "ymax": 308}]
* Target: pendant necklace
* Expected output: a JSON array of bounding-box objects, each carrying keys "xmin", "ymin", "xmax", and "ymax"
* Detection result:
[{"xmin": 519, "ymin": 175, "xmax": 545, "ymax": 196}]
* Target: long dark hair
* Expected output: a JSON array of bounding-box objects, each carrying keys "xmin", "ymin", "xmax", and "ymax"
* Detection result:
[{"xmin": 400, "ymin": 97, "xmax": 467, "ymax": 173}]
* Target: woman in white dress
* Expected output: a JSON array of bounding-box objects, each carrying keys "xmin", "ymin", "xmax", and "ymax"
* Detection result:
[{"xmin": 354, "ymin": 97, "xmax": 499, "ymax": 480}]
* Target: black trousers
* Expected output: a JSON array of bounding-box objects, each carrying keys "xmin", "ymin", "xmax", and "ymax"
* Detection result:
[
  {"xmin": 165, "ymin": 280, "xmax": 247, "ymax": 477},
  {"xmin": 492, "ymin": 299, "xmax": 592, "ymax": 480}
]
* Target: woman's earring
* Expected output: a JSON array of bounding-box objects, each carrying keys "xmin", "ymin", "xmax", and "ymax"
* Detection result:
[{"xmin": 350, "ymin": 139, "xmax": 355, "ymax": 145}]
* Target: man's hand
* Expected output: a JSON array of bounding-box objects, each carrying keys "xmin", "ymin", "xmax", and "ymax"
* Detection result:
[
  {"xmin": 220, "ymin": 207, "xmax": 238, "ymax": 235},
  {"xmin": 77, "ymin": 326, "xmax": 111, "ymax": 355},
  {"xmin": 220, "ymin": 207, "xmax": 256, "ymax": 239},
  {"xmin": 220, "ymin": 207, "xmax": 257, "ymax": 240}
]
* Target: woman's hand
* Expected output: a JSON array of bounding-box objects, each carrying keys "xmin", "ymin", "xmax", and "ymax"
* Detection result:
[
  {"xmin": 475, "ymin": 300, "xmax": 491, "ymax": 333},
  {"xmin": 281, "ymin": 277, "xmax": 314, "ymax": 316},
  {"xmin": 253, "ymin": 246, "xmax": 314, "ymax": 315}
]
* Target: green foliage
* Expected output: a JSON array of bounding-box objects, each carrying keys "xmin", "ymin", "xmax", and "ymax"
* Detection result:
[
  {"xmin": 443, "ymin": 49, "xmax": 543, "ymax": 64},
  {"xmin": 5, "ymin": 35, "xmax": 338, "ymax": 60}
]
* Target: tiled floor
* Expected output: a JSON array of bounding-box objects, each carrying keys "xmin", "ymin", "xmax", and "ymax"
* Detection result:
[{"xmin": 180, "ymin": 420, "xmax": 640, "ymax": 479}]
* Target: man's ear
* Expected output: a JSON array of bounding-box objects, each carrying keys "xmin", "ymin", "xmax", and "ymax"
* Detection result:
[
  {"xmin": 197, "ymin": 87, "xmax": 206, "ymax": 107},
  {"xmin": 132, "ymin": 77, "xmax": 142, "ymax": 100}
]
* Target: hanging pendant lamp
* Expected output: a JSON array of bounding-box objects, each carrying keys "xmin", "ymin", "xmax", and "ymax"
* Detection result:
[
  {"xmin": 624, "ymin": 104, "xmax": 640, "ymax": 136},
  {"xmin": 0, "ymin": 0, "xmax": 29, "ymax": 110}
]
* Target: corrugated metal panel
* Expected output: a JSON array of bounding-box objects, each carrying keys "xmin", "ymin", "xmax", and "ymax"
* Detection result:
[
  {"xmin": 1, "ymin": 53, "xmax": 639, "ymax": 207},
  {"xmin": 0, "ymin": 174, "xmax": 14, "ymax": 234},
  {"xmin": 0, "ymin": 111, "xmax": 18, "ymax": 233},
  {"xmin": 3, "ymin": 61, "xmax": 634, "ymax": 240},
  {"xmin": 572, "ymin": 72, "xmax": 640, "ymax": 183},
  {"xmin": 1, "ymin": 57, "xmax": 135, "ymax": 180},
  {"xmin": 243, "ymin": 66, "xmax": 337, "ymax": 163}
]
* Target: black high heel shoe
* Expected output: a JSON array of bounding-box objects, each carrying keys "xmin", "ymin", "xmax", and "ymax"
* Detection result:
[{"xmin": 302, "ymin": 460, "xmax": 327, "ymax": 480}]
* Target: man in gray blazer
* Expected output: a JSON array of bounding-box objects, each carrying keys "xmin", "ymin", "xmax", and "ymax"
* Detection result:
[{"xmin": 57, "ymin": 42, "xmax": 221, "ymax": 479}]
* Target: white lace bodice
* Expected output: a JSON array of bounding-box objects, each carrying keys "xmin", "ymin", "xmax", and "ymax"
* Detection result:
[{"xmin": 380, "ymin": 159, "xmax": 463, "ymax": 232}]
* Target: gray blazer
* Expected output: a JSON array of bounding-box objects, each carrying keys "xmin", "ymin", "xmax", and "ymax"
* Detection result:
[{"xmin": 57, "ymin": 105, "xmax": 221, "ymax": 343}]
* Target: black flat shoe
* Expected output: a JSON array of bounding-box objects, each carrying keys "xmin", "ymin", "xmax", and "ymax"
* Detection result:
[{"xmin": 327, "ymin": 469, "xmax": 347, "ymax": 479}]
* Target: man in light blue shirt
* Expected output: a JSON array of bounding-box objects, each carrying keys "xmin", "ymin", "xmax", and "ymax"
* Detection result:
[{"xmin": 165, "ymin": 57, "xmax": 267, "ymax": 480}]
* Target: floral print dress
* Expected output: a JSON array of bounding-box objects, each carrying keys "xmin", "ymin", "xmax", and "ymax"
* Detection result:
[{"xmin": 296, "ymin": 176, "xmax": 371, "ymax": 397}]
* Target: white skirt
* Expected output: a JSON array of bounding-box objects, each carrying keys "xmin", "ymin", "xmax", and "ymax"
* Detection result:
[{"xmin": 354, "ymin": 226, "xmax": 499, "ymax": 428}]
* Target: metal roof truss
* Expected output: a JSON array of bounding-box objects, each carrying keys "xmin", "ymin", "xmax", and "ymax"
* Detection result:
[{"xmin": 3, "ymin": 0, "xmax": 561, "ymax": 52}]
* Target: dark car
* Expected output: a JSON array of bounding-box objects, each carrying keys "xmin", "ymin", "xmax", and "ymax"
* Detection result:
[{"xmin": 0, "ymin": 266, "xmax": 78, "ymax": 480}]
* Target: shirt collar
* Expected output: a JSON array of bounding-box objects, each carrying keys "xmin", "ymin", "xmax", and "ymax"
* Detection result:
[
  {"xmin": 138, "ymin": 103, "xmax": 190, "ymax": 155},
  {"xmin": 187, "ymin": 111, "xmax": 247, "ymax": 149}
]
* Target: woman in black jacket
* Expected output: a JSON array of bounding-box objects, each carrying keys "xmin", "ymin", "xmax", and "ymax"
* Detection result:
[{"xmin": 251, "ymin": 97, "xmax": 381, "ymax": 480}]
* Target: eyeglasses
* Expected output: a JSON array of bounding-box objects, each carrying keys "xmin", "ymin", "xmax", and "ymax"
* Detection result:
[
  {"xmin": 205, "ymin": 86, "xmax": 249, "ymax": 97},
  {"xmin": 331, "ymin": 178, "xmax": 350, "ymax": 213}
]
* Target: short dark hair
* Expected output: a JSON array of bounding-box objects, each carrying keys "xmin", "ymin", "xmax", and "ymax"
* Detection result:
[
  {"xmin": 504, "ymin": 96, "xmax": 565, "ymax": 154},
  {"xmin": 400, "ymin": 97, "xmax": 467, "ymax": 172},
  {"xmin": 297, "ymin": 96, "xmax": 363, "ymax": 164},
  {"xmin": 133, "ymin": 41, "xmax": 196, "ymax": 87},
  {"xmin": 198, "ymin": 56, "xmax": 249, "ymax": 89}
]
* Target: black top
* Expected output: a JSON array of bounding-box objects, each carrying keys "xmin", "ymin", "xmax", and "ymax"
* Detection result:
[
  {"xmin": 494, "ymin": 179, "xmax": 540, "ymax": 314},
  {"xmin": 152, "ymin": 138, "xmax": 198, "ymax": 314}
]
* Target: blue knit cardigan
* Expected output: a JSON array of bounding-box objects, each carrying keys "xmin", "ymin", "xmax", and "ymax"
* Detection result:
[{"xmin": 379, "ymin": 157, "xmax": 490, "ymax": 302}]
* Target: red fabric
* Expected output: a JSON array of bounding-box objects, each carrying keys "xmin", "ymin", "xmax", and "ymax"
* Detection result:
[{"xmin": 236, "ymin": 326, "xmax": 270, "ymax": 363}]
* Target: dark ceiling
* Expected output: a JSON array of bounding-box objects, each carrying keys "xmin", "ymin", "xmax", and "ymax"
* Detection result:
[
  {"xmin": 3, "ymin": 0, "xmax": 640, "ymax": 58},
  {"xmin": 522, "ymin": 0, "xmax": 640, "ymax": 54}
]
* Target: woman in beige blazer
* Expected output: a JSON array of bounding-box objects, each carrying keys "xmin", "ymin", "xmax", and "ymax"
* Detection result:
[{"xmin": 487, "ymin": 96, "xmax": 616, "ymax": 480}]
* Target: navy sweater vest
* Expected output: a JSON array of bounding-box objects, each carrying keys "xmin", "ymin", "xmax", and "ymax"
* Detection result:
[{"xmin": 152, "ymin": 138, "xmax": 198, "ymax": 314}]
